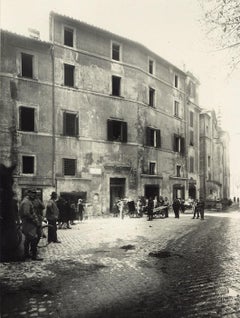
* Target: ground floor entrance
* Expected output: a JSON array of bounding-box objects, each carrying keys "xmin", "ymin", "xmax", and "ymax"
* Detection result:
[
  {"xmin": 144, "ymin": 184, "xmax": 160, "ymax": 199},
  {"xmin": 110, "ymin": 178, "xmax": 126, "ymax": 211}
]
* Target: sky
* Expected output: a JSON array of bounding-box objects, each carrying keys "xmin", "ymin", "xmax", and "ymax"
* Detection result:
[{"xmin": 1, "ymin": 0, "xmax": 240, "ymax": 176}]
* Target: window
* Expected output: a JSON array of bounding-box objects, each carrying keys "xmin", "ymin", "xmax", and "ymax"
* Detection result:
[
  {"xmin": 64, "ymin": 27, "xmax": 73, "ymax": 47},
  {"xmin": 112, "ymin": 76, "xmax": 121, "ymax": 96},
  {"xmin": 64, "ymin": 64, "xmax": 74, "ymax": 87},
  {"xmin": 189, "ymin": 157, "xmax": 194, "ymax": 173},
  {"xmin": 63, "ymin": 112, "xmax": 78, "ymax": 137},
  {"xmin": 149, "ymin": 60, "xmax": 154, "ymax": 74},
  {"xmin": 107, "ymin": 119, "xmax": 127, "ymax": 142},
  {"xmin": 112, "ymin": 43, "xmax": 120, "ymax": 61},
  {"xmin": 149, "ymin": 87, "xmax": 155, "ymax": 107},
  {"xmin": 173, "ymin": 134, "xmax": 185, "ymax": 155},
  {"xmin": 21, "ymin": 53, "xmax": 33, "ymax": 78},
  {"xmin": 19, "ymin": 106, "xmax": 35, "ymax": 132},
  {"xmin": 146, "ymin": 127, "xmax": 161, "ymax": 148},
  {"xmin": 190, "ymin": 111, "xmax": 194, "ymax": 127},
  {"xmin": 189, "ymin": 131, "xmax": 194, "ymax": 146},
  {"xmin": 174, "ymin": 75, "xmax": 178, "ymax": 88},
  {"xmin": 22, "ymin": 156, "xmax": 34, "ymax": 174},
  {"xmin": 176, "ymin": 165, "xmax": 181, "ymax": 177},
  {"xmin": 149, "ymin": 162, "xmax": 156, "ymax": 175},
  {"xmin": 63, "ymin": 158, "xmax": 76, "ymax": 176},
  {"xmin": 174, "ymin": 101, "xmax": 180, "ymax": 117}
]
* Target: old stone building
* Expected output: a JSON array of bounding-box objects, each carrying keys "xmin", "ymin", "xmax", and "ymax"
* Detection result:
[
  {"xmin": 199, "ymin": 110, "xmax": 230, "ymax": 200},
  {"xmin": 0, "ymin": 12, "xmax": 221, "ymax": 214}
]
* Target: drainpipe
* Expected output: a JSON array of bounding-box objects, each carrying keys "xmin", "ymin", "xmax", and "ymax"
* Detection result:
[{"xmin": 50, "ymin": 17, "xmax": 56, "ymax": 189}]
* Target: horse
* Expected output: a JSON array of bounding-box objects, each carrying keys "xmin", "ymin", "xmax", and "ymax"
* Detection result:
[{"xmin": 0, "ymin": 164, "xmax": 24, "ymax": 261}]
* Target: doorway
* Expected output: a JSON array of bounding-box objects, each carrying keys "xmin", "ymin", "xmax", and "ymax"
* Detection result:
[
  {"xmin": 144, "ymin": 184, "xmax": 159, "ymax": 200},
  {"xmin": 110, "ymin": 178, "xmax": 126, "ymax": 211},
  {"xmin": 189, "ymin": 185, "xmax": 196, "ymax": 200}
]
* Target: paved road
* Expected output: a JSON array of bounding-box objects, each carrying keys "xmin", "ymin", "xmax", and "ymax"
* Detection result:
[{"xmin": 1, "ymin": 209, "xmax": 240, "ymax": 318}]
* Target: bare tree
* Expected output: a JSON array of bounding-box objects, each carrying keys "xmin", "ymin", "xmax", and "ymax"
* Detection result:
[{"xmin": 200, "ymin": 0, "xmax": 240, "ymax": 70}]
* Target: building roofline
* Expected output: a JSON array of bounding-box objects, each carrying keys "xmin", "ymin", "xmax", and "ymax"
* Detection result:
[
  {"xmin": 50, "ymin": 11, "xmax": 188, "ymax": 76},
  {"xmin": 0, "ymin": 29, "xmax": 51, "ymax": 46}
]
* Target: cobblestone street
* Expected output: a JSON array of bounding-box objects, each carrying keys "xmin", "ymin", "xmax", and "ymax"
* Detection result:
[{"xmin": 2, "ymin": 209, "xmax": 240, "ymax": 318}]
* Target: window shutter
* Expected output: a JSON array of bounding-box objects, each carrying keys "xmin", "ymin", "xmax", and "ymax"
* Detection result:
[
  {"xmin": 146, "ymin": 127, "xmax": 151, "ymax": 146},
  {"xmin": 107, "ymin": 119, "xmax": 114, "ymax": 141},
  {"xmin": 19, "ymin": 107, "xmax": 22, "ymax": 130},
  {"xmin": 63, "ymin": 112, "xmax": 66, "ymax": 135},
  {"xmin": 75, "ymin": 115, "xmax": 79, "ymax": 136},
  {"xmin": 122, "ymin": 121, "xmax": 128, "ymax": 143},
  {"xmin": 181, "ymin": 137, "xmax": 185, "ymax": 155},
  {"xmin": 173, "ymin": 134, "xmax": 177, "ymax": 151},
  {"xmin": 156, "ymin": 129, "xmax": 161, "ymax": 148}
]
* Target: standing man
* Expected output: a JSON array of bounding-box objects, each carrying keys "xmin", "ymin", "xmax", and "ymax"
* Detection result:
[
  {"xmin": 46, "ymin": 192, "xmax": 61, "ymax": 244},
  {"xmin": 32, "ymin": 192, "xmax": 45, "ymax": 247},
  {"xmin": 19, "ymin": 189, "xmax": 43, "ymax": 261},
  {"xmin": 198, "ymin": 198, "xmax": 205, "ymax": 220},
  {"xmin": 147, "ymin": 197, "xmax": 154, "ymax": 221},
  {"xmin": 172, "ymin": 198, "xmax": 181, "ymax": 218},
  {"xmin": 77, "ymin": 199, "xmax": 85, "ymax": 222}
]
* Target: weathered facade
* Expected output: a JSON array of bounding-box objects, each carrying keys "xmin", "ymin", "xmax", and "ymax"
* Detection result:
[
  {"xmin": 199, "ymin": 110, "xmax": 230, "ymax": 200},
  {"xmin": 0, "ymin": 12, "xmax": 215, "ymax": 214}
]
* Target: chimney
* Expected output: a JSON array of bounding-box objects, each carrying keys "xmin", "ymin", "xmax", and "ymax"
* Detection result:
[{"xmin": 28, "ymin": 28, "xmax": 40, "ymax": 40}]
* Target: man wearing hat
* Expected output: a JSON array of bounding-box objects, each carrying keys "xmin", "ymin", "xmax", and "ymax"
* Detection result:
[
  {"xmin": 19, "ymin": 188, "xmax": 43, "ymax": 261},
  {"xmin": 46, "ymin": 191, "xmax": 61, "ymax": 243}
]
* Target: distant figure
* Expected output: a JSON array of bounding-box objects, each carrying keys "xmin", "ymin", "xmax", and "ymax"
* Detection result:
[
  {"xmin": 172, "ymin": 198, "xmax": 181, "ymax": 218},
  {"xmin": 147, "ymin": 197, "xmax": 154, "ymax": 221},
  {"xmin": 77, "ymin": 199, "xmax": 85, "ymax": 222},
  {"xmin": 117, "ymin": 199, "xmax": 124, "ymax": 219},
  {"xmin": 46, "ymin": 192, "xmax": 61, "ymax": 244},
  {"xmin": 136, "ymin": 198, "xmax": 143, "ymax": 217},
  {"xmin": 163, "ymin": 197, "xmax": 170, "ymax": 218},
  {"xmin": 192, "ymin": 199, "xmax": 199, "ymax": 219},
  {"xmin": 198, "ymin": 198, "xmax": 205, "ymax": 220}
]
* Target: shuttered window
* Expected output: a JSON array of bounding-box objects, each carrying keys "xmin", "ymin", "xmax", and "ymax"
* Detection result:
[
  {"xmin": 173, "ymin": 134, "xmax": 185, "ymax": 155},
  {"xmin": 107, "ymin": 119, "xmax": 127, "ymax": 142},
  {"xmin": 63, "ymin": 112, "xmax": 79, "ymax": 137},
  {"xmin": 146, "ymin": 127, "xmax": 161, "ymax": 148}
]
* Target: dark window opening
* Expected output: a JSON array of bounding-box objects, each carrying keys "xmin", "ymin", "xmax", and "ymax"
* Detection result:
[
  {"xmin": 146, "ymin": 127, "xmax": 161, "ymax": 148},
  {"xmin": 107, "ymin": 119, "xmax": 127, "ymax": 142},
  {"xmin": 175, "ymin": 75, "xmax": 178, "ymax": 88},
  {"xmin": 63, "ymin": 158, "xmax": 76, "ymax": 176},
  {"xmin": 208, "ymin": 155, "xmax": 211, "ymax": 167},
  {"xmin": 19, "ymin": 107, "xmax": 35, "ymax": 131},
  {"xmin": 112, "ymin": 43, "xmax": 120, "ymax": 61},
  {"xmin": 64, "ymin": 64, "xmax": 74, "ymax": 87},
  {"xmin": 64, "ymin": 27, "xmax": 73, "ymax": 47},
  {"xmin": 149, "ymin": 87, "xmax": 155, "ymax": 106},
  {"xmin": 176, "ymin": 165, "xmax": 181, "ymax": 177},
  {"xmin": 149, "ymin": 60, "xmax": 154, "ymax": 74},
  {"xmin": 63, "ymin": 112, "xmax": 78, "ymax": 136},
  {"xmin": 112, "ymin": 76, "xmax": 121, "ymax": 96},
  {"xmin": 21, "ymin": 53, "xmax": 33, "ymax": 78},
  {"xmin": 149, "ymin": 162, "xmax": 156, "ymax": 175},
  {"xmin": 22, "ymin": 156, "xmax": 34, "ymax": 174}
]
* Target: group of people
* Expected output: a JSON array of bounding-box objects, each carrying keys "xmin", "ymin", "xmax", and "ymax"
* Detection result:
[
  {"xmin": 57, "ymin": 197, "xmax": 85, "ymax": 229},
  {"xmin": 112, "ymin": 196, "xmax": 205, "ymax": 222},
  {"xmin": 19, "ymin": 189, "xmax": 85, "ymax": 261},
  {"xmin": 19, "ymin": 189, "xmax": 60, "ymax": 261}
]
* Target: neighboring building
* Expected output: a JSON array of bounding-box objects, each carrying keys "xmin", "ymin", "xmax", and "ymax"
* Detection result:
[
  {"xmin": 199, "ymin": 110, "xmax": 230, "ymax": 200},
  {"xmin": 0, "ymin": 12, "xmax": 229, "ymax": 214}
]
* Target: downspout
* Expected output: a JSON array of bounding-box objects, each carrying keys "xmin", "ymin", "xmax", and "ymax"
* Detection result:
[{"xmin": 50, "ymin": 16, "xmax": 56, "ymax": 189}]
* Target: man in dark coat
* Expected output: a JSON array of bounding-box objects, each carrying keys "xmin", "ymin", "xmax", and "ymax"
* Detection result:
[
  {"xmin": 19, "ymin": 189, "xmax": 43, "ymax": 261},
  {"xmin": 147, "ymin": 197, "xmax": 154, "ymax": 221},
  {"xmin": 46, "ymin": 192, "xmax": 61, "ymax": 243},
  {"xmin": 172, "ymin": 198, "xmax": 181, "ymax": 218}
]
